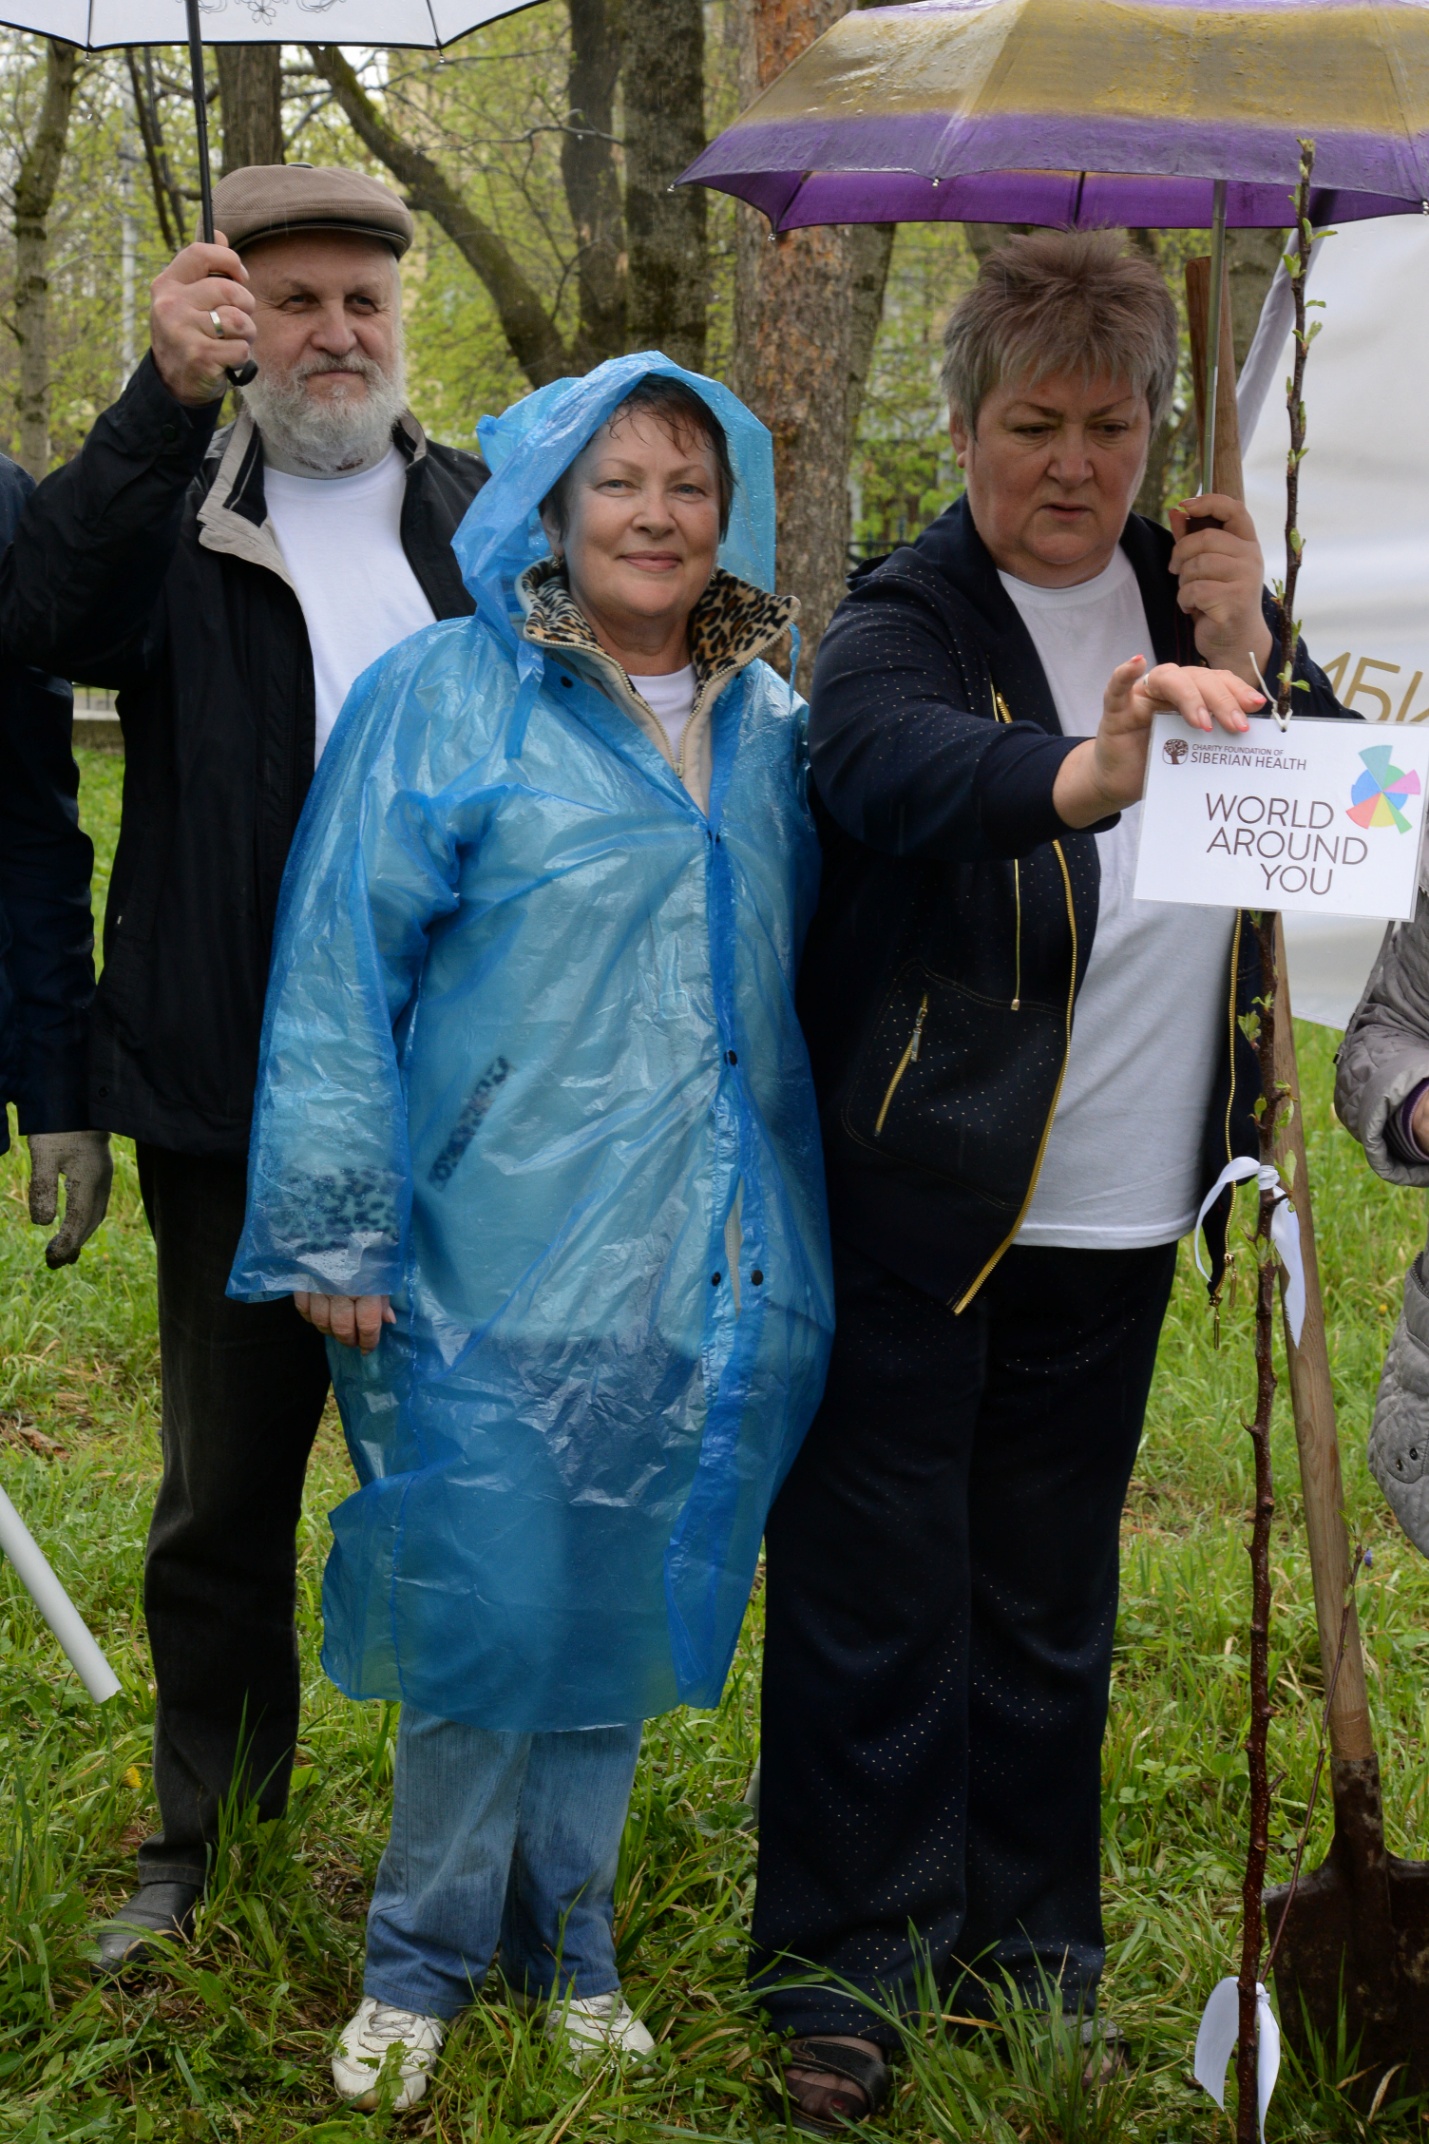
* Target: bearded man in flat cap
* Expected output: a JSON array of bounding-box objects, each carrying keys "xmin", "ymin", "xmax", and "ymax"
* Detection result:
[{"xmin": 0, "ymin": 165, "xmax": 489, "ymax": 1970}]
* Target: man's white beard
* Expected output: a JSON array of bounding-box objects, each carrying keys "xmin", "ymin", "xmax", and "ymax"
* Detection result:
[{"xmin": 243, "ymin": 348, "xmax": 408, "ymax": 477}]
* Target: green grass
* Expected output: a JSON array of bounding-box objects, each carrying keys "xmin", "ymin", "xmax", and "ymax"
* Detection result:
[{"xmin": 3, "ymin": 748, "xmax": 1429, "ymax": 2138}]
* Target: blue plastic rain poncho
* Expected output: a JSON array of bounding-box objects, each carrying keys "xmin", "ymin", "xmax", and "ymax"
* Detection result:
[{"xmin": 229, "ymin": 353, "xmax": 833, "ymax": 1730}]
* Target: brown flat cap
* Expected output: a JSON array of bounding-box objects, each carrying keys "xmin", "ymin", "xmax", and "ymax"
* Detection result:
[{"xmin": 212, "ymin": 164, "xmax": 415, "ymax": 258}]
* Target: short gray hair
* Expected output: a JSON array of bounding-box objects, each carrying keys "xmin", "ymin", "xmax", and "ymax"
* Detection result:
[{"xmin": 941, "ymin": 229, "xmax": 1179, "ymax": 433}]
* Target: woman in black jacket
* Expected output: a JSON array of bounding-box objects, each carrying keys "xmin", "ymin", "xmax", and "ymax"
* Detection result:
[{"xmin": 751, "ymin": 229, "xmax": 1343, "ymax": 2134}]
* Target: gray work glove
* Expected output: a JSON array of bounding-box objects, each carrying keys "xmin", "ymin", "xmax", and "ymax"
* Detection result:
[{"xmin": 26, "ymin": 1129, "xmax": 114, "ymax": 1268}]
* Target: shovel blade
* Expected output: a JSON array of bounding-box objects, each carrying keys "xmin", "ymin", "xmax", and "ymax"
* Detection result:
[{"xmin": 1267, "ymin": 1851, "xmax": 1429, "ymax": 2099}]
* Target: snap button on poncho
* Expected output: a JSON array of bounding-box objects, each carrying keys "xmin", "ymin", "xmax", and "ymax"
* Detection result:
[{"xmin": 229, "ymin": 353, "xmax": 833, "ymax": 1730}]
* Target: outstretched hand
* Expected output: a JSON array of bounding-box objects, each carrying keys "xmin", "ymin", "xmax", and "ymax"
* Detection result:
[
  {"xmin": 1052, "ymin": 656, "xmax": 1264, "ymax": 830},
  {"xmin": 293, "ymin": 1291, "xmax": 394, "ymax": 1353}
]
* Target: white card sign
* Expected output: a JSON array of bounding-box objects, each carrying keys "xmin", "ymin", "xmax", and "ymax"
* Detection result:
[{"xmin": 1133, "ymin": 714, "xmax": 1429, "ymax": 922}]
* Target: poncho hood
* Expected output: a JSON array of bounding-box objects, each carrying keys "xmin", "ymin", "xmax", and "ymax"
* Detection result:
[{"xmin": 454, "ymin": 351, "xmax": 777, "ymax": 646}]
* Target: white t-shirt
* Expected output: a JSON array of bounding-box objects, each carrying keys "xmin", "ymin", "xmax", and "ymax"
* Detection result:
[
  {"xmin": 1000, "ymin": 547, "xmax": 1237, "ymax": 1249},
  {"xmin": 264, "ymin": 449, "xmax": 436, "ymax": 764},
  {"xmin": 629, "ymin": 664, "xmax": 697, "ymax": 761}
]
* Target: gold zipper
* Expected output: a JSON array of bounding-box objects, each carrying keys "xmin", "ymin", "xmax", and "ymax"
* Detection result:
[
  {"xmin": 952, "ymin": 840, "xmax": 1078, "ymax": 1314},
  {"xmin": 1222, "ymin": 910, "xmax": 1243, "ymax": 1168},
  {"xmin": 874, "ymin": 992, "xmax": 929, "ymax": 1137},
  {"xmin": 992, "ymin": 690, "xmax": 1022, "ymax": 1011},
  {"xmin": 1011, "ymin": 860, "xmax": 1022, "ymax": 1011},
  {"xmin": 1209, "ymin": 909, "xmax": 1246, "ymax": 1342}
]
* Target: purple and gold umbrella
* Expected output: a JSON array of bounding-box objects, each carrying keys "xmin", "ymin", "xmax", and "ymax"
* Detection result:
[
  {"xmin": 684, "ymin": 0, "xmax": 1429, "ymax": 232},
  {"xmin": 686, "ymin": 0, "xmax": 1429, "ymax": 524}
]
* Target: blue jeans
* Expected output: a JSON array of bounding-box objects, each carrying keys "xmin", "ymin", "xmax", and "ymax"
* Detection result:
[{"xmin": 363, "ymin": 1707, "xmax": 644, "ymax": 2020}]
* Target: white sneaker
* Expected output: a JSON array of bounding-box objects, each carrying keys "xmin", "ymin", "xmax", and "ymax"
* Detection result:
[
  {"xmin": 547, "ymin": 1990, "xmax": 655, "ymax": 2062},
  {"xmin": 332, "ymin": 1996, "xmax": 446, "ymax": 2112}
]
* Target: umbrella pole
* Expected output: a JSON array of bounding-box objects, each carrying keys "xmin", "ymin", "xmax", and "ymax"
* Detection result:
[
  {"xmin": 1200, "ymin": 178, "xmax": 1228, "ymax": 498},
  {"xmin": 183, "ymin": 0, "xmax": 215, "ymax": 245},
  {"xmin": 183, "ymin": 0, "xmax": 257, "ymax": 386}
]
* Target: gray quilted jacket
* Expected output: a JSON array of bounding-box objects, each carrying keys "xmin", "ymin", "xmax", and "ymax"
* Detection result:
[{"xmin": 1336, "ymin": 890, "xmax": 1429, "ymax": 1553}]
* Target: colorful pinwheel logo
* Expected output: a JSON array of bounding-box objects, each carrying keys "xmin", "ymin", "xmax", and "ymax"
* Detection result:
[{"xmin": 1348, "ymin": 743, "xmax": 1422, "ymax": 834}]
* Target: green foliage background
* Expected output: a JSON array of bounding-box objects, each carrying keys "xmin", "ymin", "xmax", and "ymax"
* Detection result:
[
  {"xmin": 2, "ymin": 758, "xmax": 1429, "ymax": 2140},
  {"xmin": 0, "ymin": 30, "xmax": 1220, "ymax": 546}
]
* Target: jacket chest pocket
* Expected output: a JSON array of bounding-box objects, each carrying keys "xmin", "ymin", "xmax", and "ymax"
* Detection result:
[{"xmin": 841, "ymin": 961, "xmax": 1067, "ymax": 1209}]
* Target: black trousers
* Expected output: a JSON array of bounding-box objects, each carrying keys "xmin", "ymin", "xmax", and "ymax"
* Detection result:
[
  {"xmin": 750, "ymin": 1237, "xmax": 1178, "ymax": 2044},
  {"xmin": 135, "ymin": 1145, "xmax": 331, "ymax": 1887}
]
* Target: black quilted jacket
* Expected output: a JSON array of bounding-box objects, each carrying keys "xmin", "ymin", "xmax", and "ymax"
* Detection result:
[{"xmin": 798, "ymin": 494, "xmax": 1345, "ymax": 1310}]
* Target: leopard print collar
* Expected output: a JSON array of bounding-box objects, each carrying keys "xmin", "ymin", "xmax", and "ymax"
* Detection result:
[
  {"xmin": 516, "ymin": 557, "xmax": 797, "ymax": 691},
  {"xmin": 513, "ymin": 558, "xmax": 798, "ymax": 812}
]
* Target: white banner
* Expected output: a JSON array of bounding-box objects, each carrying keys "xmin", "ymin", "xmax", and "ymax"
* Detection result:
[{"xmin": 1241, "ymin": 214, "xmax": 1429, "ymax": 1022}]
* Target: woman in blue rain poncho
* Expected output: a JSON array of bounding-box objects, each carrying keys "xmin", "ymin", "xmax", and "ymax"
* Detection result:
[{"xmin": 229, "ymin": 356, "xmax": 831, "ymax": 2107}]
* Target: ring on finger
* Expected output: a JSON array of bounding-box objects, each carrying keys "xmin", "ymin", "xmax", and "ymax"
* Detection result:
[{"xmin": 209, "ymin": 308, "xmax": 226, "ymax": 339}]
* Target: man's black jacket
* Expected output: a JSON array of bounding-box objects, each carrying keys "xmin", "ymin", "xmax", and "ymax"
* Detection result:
[
  {"xmin": 0, "ymin": 453, "xmax": 91, "ymax": 1157},
  {"xmin": 798, "ymin": 494, "xmax": 1346, "ymax": 1311},
  {"xmin": 0, "ymin": 355, "xmax": 487, "ymax": 1156}
]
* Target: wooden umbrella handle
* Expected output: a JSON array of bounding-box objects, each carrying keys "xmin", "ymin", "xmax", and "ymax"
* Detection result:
[{"xmin": 1272, "ymin": 918, "xmax": 1374, "ymax": 1762}]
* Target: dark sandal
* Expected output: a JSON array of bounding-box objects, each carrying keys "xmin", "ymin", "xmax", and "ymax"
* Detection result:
[
  {"xmin": 1080, "ymin": 2017, "xmax": 1130, "ymax": 2086},
  {"xmin": 768, "ymin": 2037, "xmax": 891, "ymax": 2136}
]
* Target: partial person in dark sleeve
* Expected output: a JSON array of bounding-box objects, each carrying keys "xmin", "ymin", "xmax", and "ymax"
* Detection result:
[
  {"xmin": 750, "ymin": 229, "xmax": 1348, "ymax": 2135},
  {"xmin": 0, "ymin": 452, "xmax": 110, "ymax": 1267}
]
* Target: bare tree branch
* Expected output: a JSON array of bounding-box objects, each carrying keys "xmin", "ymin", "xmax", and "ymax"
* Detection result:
[
  {"xmin": 308, "ymin": 41, "xmax": 571, "ymax": 389},
  {"xmin": 126, "ymin": 46, "xmax": 186, "ymax": 254}
]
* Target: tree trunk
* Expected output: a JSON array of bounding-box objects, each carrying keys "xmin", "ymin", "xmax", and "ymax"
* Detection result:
[
  {"xmin": 622, "ymin": 0, "xmax": 708, "ymax": 370},
  {"xmin": 309, "ymin": 43, "xmax": 572, "ymax": 388},
  {"xmin": 962, "ymin": 220, "xmax": 1031, "ymax": 265},
  {"xmin": 733, "ymin": 0, "xmax": 894, "ymax": 684},
  {"xmin": 846, "ymin": 220, "xmax": 896, "ymax": 456},
  {"xmin": 1226, "ymin": 226, "xmax": 1285, "ymax": 372},
  {"xmin": 216, "ymin": 44, "xmax": 284, "ymax": 174},
  {"xmin": 13, "ymin": 40, "xmax": 79, "ymax": 479},
  {"xmin": 1128, "ymin": 228, "xmax": 1184, "ymax": 519},
  {"xmin": 564, "ymin": 0, "xmax": 627, "ymax": 367}
]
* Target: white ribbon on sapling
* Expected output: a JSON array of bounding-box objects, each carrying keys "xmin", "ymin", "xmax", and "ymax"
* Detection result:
[
  {"xmin": 1194, "ymin": 1156, "xmax": 1306, "ymax": 1346},
  {"xmin": 1194, "ymin": 1977, "xmax": 1281, "ymax": 2140}
]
